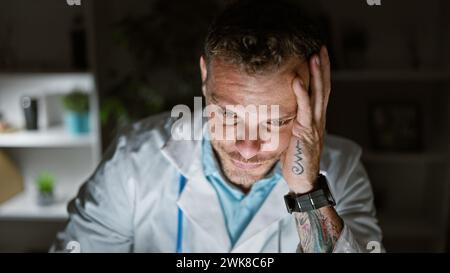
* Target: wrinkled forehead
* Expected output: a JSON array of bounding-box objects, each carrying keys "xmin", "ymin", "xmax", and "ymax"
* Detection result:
[{"xmin": 204, "ymin": 57, "xmax": 310, "ymax": 116}]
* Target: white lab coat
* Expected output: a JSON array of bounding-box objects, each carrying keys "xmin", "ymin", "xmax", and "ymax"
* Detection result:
[{"xmin": 52, "ymin": 110, "xmax": 383, "ymax": 253}]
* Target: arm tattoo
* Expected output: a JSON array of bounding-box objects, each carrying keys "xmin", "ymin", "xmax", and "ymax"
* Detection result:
[
  {"xmin": 294, "ymin": 209, "xmax": 342, "ymax": 253},
  {"xmin": 292, "ymin": 140, "xmax": 304, "ymax": 175}
]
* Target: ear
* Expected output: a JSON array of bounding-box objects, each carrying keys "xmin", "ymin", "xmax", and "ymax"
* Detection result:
[{"xmin": 200, "ymin": 56, "xmax": 208, "ymax": 96}]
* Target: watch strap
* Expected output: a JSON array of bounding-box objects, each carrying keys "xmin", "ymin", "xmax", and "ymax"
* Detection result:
[{"xmin": 284, "ymin": 174, "xmax": 336, "ymax": 213}]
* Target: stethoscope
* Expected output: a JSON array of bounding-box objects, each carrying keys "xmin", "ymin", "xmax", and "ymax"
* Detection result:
[{"xmin": 176, "ymin": 174, "xmax": 187, "ymax": 253}]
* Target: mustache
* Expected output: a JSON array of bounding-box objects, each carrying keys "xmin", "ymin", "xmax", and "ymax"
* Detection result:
[{"xmin": 226, "ymin": 151, "xmax": 275, "ymax": 164}]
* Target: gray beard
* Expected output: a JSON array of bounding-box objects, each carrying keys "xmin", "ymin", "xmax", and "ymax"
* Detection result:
[{"xmin": 221, "ymin": 163, "xmax": 275, "ymax": 191}]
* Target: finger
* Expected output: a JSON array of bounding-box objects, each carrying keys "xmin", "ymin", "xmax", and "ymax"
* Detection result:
[
  {"xmin": 320, "ymin": 46, "xmax": 332, "ymax": 113},
  {"xmin": 309, "ymin": 51, "xmax": 324, "ymax": 125},
  {"xmin": 292, "ymin": 78, "xmax": 312, "ymax": 128}
]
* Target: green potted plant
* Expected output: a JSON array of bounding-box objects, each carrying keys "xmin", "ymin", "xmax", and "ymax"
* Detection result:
[
  {"xmin": 63, "ymin": 90, "xmax": 90, "ymax": 135},
  {"xmin": 36, "ymin": 171, "xmax": 55, "ymax": 206}
]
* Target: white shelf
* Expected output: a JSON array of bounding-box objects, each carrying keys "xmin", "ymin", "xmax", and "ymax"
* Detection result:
[
  {"xmin": 0, "ymin": 186, "xmax": 72, "ymax": 221},
  {"xmin": 0, "ymin": 126, "xmax": 96, "ymax": 148},
  {"xmin": 0, "ymin": 156, "xmax": 93, "ymax": 220},
  {"xmin": 332, "ymin": 70, "xmax": 450, "ymax": 82},
  {"xmin": 0, "ymin": 172, "xmax": 86, "ymax": 220}
]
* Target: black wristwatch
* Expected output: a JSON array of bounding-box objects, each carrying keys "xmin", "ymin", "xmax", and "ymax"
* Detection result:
[{"xmin": 284, "ymin": 174, "xmax": 336, "ymax": 213}]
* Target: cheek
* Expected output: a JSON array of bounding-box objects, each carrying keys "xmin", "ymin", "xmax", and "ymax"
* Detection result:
[{"xmin": 211, "ymin": 137, "xmax": 235, "ymax": 155}]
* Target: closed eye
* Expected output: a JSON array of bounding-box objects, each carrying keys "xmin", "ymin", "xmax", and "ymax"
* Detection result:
[{"xmin": 267, "ymin": 118, "xmax": 294, "ymax": 127}]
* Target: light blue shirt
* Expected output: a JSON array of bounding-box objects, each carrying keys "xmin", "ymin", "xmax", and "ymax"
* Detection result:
[{"xmin": 202, "ymin": 138, "xmax": 282, "ymax": 246}]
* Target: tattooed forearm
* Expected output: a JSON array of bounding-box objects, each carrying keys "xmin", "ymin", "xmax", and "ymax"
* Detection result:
[
  {"xmin": 294, "ymin": 208, "xmax": 343, "ymax": 253},
  {"xmin": 292, "ymin": 140, "xmax": 304, "ymax": 175}
]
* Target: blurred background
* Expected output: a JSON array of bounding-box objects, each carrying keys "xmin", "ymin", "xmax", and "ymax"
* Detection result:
[{"xmin": 0, "ymin": 0, "xmax": 449, "ymax": 252}]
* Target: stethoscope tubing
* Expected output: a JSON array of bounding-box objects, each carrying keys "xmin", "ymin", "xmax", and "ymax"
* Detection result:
[{"xmin": 176, "ymin": 175, "xmax": 187, "ymax": 253}]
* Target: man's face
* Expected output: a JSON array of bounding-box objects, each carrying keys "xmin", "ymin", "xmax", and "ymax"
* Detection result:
[{"xmin": 200, "ymin": 57, "xmax": 311, "ymax": 189}]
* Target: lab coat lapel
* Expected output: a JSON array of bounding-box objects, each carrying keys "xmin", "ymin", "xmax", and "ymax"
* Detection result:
[
  {"xmin": 231, "ymin": 178, "xmax": 290, "ymax": 252},
  {"xmin": 160, "ymin": 111, "xmax": 231, "ymax": 252},
  {"xmin": 176, "ymin": 170, "xmax": 232, "ymax": 252}
]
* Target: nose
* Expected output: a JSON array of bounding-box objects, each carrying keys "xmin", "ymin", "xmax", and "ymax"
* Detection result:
[{"xmin": 235, "ymin": 140, "xmax": 261, "ymax": 160}]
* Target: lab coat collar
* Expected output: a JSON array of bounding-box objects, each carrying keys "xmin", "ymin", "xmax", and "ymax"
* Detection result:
[{"xmin": 160, "ymin": 109, "xmax": 206, "ymax": 179}]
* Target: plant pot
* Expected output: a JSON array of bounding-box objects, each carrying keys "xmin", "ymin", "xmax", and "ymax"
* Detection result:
[
  {"xmin": 64, "ymin": 111, "xmax": 90, "ymax": 135},
  {"xmin": 37, "ymin": 191, "xmax": 54, "ymax": 206}
]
